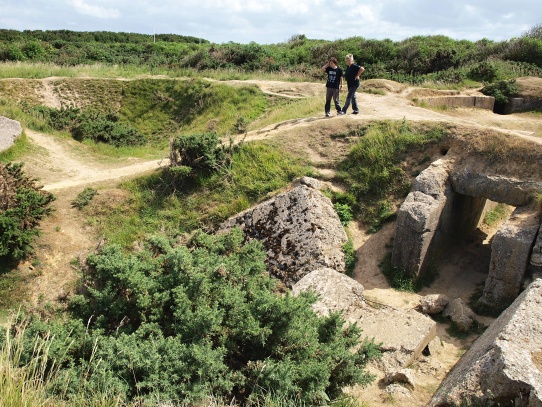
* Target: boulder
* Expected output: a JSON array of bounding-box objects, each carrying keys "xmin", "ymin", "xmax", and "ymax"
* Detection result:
[
  {"xmin": 0, "ymin": 116, "xmax": 22, "ymax": 152},
  {"xmin": 392, "ymin": 159, "xmax": 454, "ymax": 277},
  {"xmin": 384, "ymin": 369, "xmax": 416, "ymax": 389},
  {"xmin": 450, "ymin": 170, "xmax": 542, "ymax": 207},
  {"xmin": 220, "ymin": 179, "xmax": 347, "ymax": 287},
  {"xmin": 416, "ymin": 294, "xmax": 450, "ymax": 314},
  {"xmin": 480, "ymin": 206, "xmax": 540, "ymax": 308},
  {"xmin": 292, "ymin": 268, "xmax": 436, "ymax": 370},
  {"xmin": 443, "ymin": 298, "xmax": 475, "ymax": 332},
  {"xmin": 428, "ymin": 280, "xmax": 542, "ymax": 407}
]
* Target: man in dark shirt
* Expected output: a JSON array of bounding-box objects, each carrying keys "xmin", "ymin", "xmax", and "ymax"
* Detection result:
[
  {"xmin": 341, "ymin": 54, "xmax": 365, "ymax": 114},
  {"xmin": 322, "ymin": 57, "xmax": 344, "ymax": 117}
]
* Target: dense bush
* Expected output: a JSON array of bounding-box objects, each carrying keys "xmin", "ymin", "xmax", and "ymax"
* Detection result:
[
  {"xmin": 0, "ymin": 162, "xmax": 55, "ymax": 261},
  {"xmin": 481, "ymin": 79, "xmax": 520, "ymax": 104},
  {"xmin": 15, "ymin": 229, "xmax": 379, "ymax": 405},
  {"xmin": 2, "ymin": 28, "xmax": 542, "ymax": 82},
  {"xmin": 71, "ymin": 111, "xmax": 146, "ymax": 146},
  {"xmin": 21, "ymin": 104, "xmax": 147, "ymax": 146}
]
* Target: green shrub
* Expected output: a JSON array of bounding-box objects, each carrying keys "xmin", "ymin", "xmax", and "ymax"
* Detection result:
[
  {"xmin": 15, "ymin": 229, "xmax": 379, "ymax": 405},
  {"xmin": 71, "ymin": 187, "xmax": 98, "ymax": 209},
  {"xmin": 481, "ymin": 79, "xmax": 520, "ymax": 104},
  {"xmin": 0, "ymin": 162, "xmax": 55, "ymax": 261},
  {"xmin": 334, "ymin": 202, "xmax": 353, "ymax": 226},
  {"xmin": 72, "ymin": 111, "xmax": 146, "ymax": 147}
]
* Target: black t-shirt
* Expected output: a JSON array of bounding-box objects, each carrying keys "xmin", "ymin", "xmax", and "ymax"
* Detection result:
[
  {"xmin": 325, "ymin": 66, "xmax": 343, "ymax": 89},
  {"xmin": 344, "ymin": 63, "xmax": 361, "ymax": 87}
]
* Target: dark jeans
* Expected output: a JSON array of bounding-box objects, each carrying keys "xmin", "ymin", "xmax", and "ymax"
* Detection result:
[
  {"xmin": 342, "ymin": 84, "xmax": 359, "ymax": 113},
  {"xmin": 325, "ymin": 87, "xmax": 341, "ymax": 113}
]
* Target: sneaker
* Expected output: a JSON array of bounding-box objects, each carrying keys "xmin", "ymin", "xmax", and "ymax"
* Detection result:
[
  {"xmin": 338, "ymin": 111, "xmax": 345, "ymax": 115},
  {"xmin": 352, "ymin": 111, "xmax": 359, "ymax": 115},
  {"xmin": 325, "ymin": 112, "xmax": 330, "ymax": 117}
]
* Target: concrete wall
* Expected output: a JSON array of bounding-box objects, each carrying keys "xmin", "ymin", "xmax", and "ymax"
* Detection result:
[
  {"xmin": 503, "ymin": 97, "xmax": 542, "ymax": 114},
  {"xmin": 416, "ymin": 96, "xmax": 495, "ymax": 110}
]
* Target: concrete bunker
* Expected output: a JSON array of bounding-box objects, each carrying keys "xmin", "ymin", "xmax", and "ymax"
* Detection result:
[{"xmin": 392, "ymin": 159, "xmax": 541, "ymax": 309}]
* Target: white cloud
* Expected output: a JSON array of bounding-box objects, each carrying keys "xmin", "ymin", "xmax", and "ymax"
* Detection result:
[{"xmin": 70, "ymin": 0, "xmax": 121, "ymax": 19}]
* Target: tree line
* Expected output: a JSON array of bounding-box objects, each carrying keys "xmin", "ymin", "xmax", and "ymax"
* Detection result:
[{"xmin": 1, "ymin": 28, "xmax": 542, "ymax": 83}]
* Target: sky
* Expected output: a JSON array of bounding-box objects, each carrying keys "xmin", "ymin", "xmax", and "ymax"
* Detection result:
[{"xmin": 0, "ymin": 0, "xmax": 540, "ymax": 44}]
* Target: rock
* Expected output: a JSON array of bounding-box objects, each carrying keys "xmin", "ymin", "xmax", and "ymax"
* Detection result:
[
  {"xmin": 443, "ymin": 298, "xmax": 475, "ymax": 332},
  {"xmin": 0, "ymin": 116, "xmax": 22, "ymax": 152},
  {"xmin": 219, "ymin": 183, "xmax": 347, "ymax": 287},
  {"xmin": 292, "ymin": 268, "xmax": 436, "ymax": 370},
  {"xmin": 480, "ymin": 206, "xmax": 540, "ymax": 308},
  {"xmin": 292, "ymin": 176, "xmax": 322, "ymax": 190},
  {"xmin": 429, "ymin": 280, "xmax": 542, "ymax": 407},
  {"xmin": 426, "ymin": 336, "xmax": 444, "ymax": 357},
  {"xmin": 392, "ymin": 159, "xmax": 453, "ymax": 277},
  {"xmin": 416, "ymin": 294, "xmax": 450, "ymax": 314},
  {"xmin": 384, "ymin": 369, "xmax": 416, "ymax": 389},
  {"xmin": 450, "ymin": 170, "xmax": 542, "ymax": 207},
  {"xmin": 290, "ymin": 268, "xmax": 364, "ymax": 317},
  {"xmin": 384, "ymin": 383, "xmax": 412, "ymax": 398}
]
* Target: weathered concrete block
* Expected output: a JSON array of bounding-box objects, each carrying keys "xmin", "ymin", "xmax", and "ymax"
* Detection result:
[
  {"xmin": 450, "ymin": 170, "xmax": 541, "ymax": 207},
  {"xmin": 429, "ymin": 280, "xmax": 542, "ymax": 407},
  {"xmin": 0, "ymin": 116, "xmax": 22, "ymax": 152},
  {"xmin": 292, "ymin": 268, "xmax": 437, "ymax": 370},
  {"xmin": 504, "ymin": 97, "xmax": 542, "ymax": 114},
  {"xmin": 530, "ymin": 222, "xmax": 542, "ymax": 276},
  {"xmin": 416, "ymin": 294, "xmax": 450, "ymax": 314},
  {"xmin": 220, "ymin": 180, "xmax": 347, "ymax": 287},
  {"xmin": 416, "ymin": 95, "xmax": 495, "ymax": 110},
  {"xmin": 480, "ymin": 207, "xmax": 540, "ymax": 307},
  {"xmin": 443, "ymin": 298, "xmax": 475, "ymax": 332},
  {"xmin": 392, "ymin": 159, "xmax": 453, "ymax": 277}
]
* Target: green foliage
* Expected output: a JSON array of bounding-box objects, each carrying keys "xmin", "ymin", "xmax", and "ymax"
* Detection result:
[
  {"xmin": 2, "ymin": 29, "xmax": 542, "ymax": 83},
  {"xmin": 0, "ymin": 162, "xmax": 55, "ymax": 261},
  {"xmin": 336, "ymin": 121, "xmax": 446, "ymax": 230},
  {"xmin": 71, "ymin": 188, "xmax": 99, "ymax": 209},
  {"xmin": 334, "ymin": 203, "xmax": 353, "ymax": 226},
  {"xmin": 170, "ymin": 132, "xmax": 228, "ymax": 175},
  {"xmin": 71, "ymin": 111, "xmax": 147, "ymax": 147},
  {"xmin": 483, "ymin": 203, "xmax": 509, "ymax": 226},
  {"xmin": 343, "ymin": 239, "xmax": 357, "ymax": 277},
  {"xmin": 481, "ymin": 79, "xmax": 520, "ymax": 104},
  {"xmin": 13, "ymin": 229, "xmax": 378, "ymax": 405}
]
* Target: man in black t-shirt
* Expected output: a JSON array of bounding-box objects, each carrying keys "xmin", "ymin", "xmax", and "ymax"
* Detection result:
[
  {"xmin": 341, "ymin": 54, "xmax": 365, "ymax": 114},
  {"xmin": 321, "ymin": 57, "xmax": 344, "ymax": 117}
]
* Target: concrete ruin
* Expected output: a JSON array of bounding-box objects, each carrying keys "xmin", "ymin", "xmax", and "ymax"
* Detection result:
[
  {"xmin": 292, "ymin": 268, "xmax": 437, "ymax": 370},
  {"xmin": 0, "ymin": 116, "xmax": 22, "ymax": 152},
  {"xmin": 219, "ymin": 177, "xmax": 347, "ymax": 287},
  {"xmin": 416, "ymin": 95, "xmax": 495, "ymax": 111},
  {"xmin": 428, "ymin": 279, "xmax": 542, "ymax": 407},
  {"xmin": 392, "ymin": 159, "xmax": 542, "ymax": 308}
]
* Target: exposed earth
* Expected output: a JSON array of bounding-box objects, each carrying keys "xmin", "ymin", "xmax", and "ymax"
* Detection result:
[{"xmin": 7, "ymin": 76, "xmax": 542, "ymax": 406}]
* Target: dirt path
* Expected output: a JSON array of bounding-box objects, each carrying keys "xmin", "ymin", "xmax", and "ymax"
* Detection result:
[{"xmin": 9, "ymin": 77, "xmax": 542, "ymax": 405}]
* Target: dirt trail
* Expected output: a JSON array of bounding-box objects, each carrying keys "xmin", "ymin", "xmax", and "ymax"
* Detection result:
[{"xmin": 9, "ymin": 77, "xmax": 542, "ymax": 406}]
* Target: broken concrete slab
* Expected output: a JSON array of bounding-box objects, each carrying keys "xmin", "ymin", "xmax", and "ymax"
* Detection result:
[
  {"xmin": 428, "ymin": 279, "xmax": 542, "ymax": 407},
  {"xmin": 220, "ymin": 179, "xmax": 347, "ymax": 287},
  {"xmin": 292, "ymin": 268, "xmax": 437, "ymax": 370},
  {"xmin": 450, "ymin": 170, "xmax": 542, "ymax": 207},
  {"xmin": 0, "ymin": 116, "xmax": 22, "ymax": 152},
  {"xmin": 480, "ymin": 206, "xmax": 540, "ymax": 309}
]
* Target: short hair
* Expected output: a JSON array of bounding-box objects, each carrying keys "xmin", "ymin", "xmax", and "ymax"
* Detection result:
[
  {"xmin": 345, "ymin": 54, "xmax": 354, "ymax": 61},
  {"xmin": 329, "ymin": 57, "xmax": 338, "ymax": 65}
]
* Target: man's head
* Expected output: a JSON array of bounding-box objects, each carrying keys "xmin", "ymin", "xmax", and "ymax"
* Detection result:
[{"xmin": 328, "ymin": 57, "xmax": 338, "ymax": 68}]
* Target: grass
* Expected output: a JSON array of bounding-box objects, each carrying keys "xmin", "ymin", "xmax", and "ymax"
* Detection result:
[
  {"xmin": 335, "ymin": 120, "xmax": 448, "ymax": 231},
  {"xmin": 379, "ymin": 251, "xmax": 438, "ymax": 292},
  {"xmin": 247, "ymin": 96, "xmax": 321, "ymax": 130},
  {"xmin": 0, "ymin": 131, "xmax": 31, "ymax": 162},
  {"xmin": 87, "ymin": 141, "xmax": 313, "ymax": 248},
  {"xmin": 483, "ymin": 203, "xmax": 510, "ymax": 227}
]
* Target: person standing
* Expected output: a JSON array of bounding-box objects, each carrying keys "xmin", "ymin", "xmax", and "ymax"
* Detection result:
[
  {"xmin": 341, "ymin": 54, "xmax": 365, "ymax": 114},
  {"xmin": 322, "ymin": 57, "xmax": 344, "ymax": 117}
]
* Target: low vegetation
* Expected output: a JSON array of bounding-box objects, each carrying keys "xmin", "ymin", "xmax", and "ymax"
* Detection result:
[
  {"xmin": 0, "ymin": 162, "xmax": 55, "ymax": 265},
  {"xmin": 335, "ymin": 120, "xmax": 447, "ymax": 231},
  {"xmin": 2, "ymin": 229, "xmax": 380, "ymax": 405}
]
